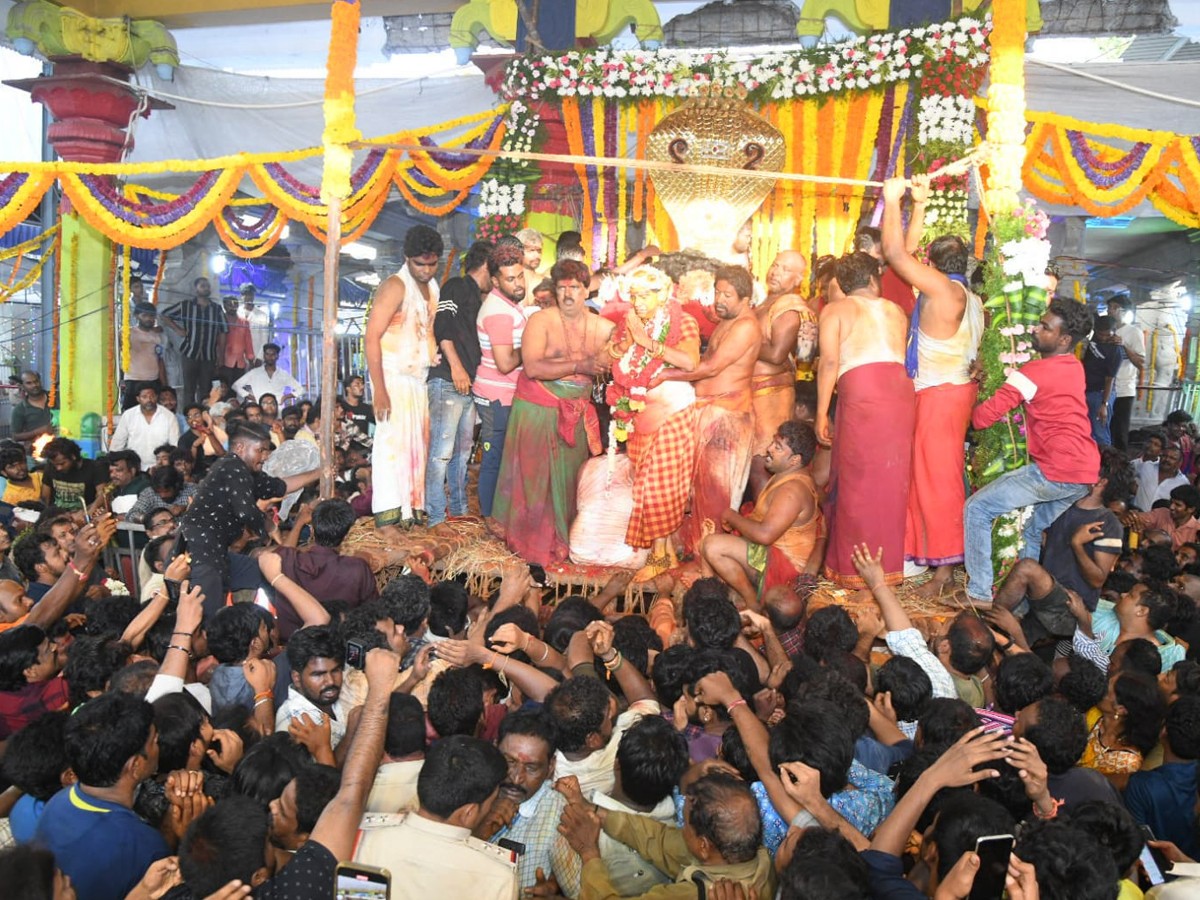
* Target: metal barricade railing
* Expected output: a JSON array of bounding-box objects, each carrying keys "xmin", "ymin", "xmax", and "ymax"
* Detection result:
[{"xmin": 1130, "ymin": 383, "xmax": 1200, "ymax": 428}]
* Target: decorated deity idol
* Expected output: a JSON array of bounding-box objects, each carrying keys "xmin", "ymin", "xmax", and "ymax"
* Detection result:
[{"xmin": 604, "ymin": 265, "xmax": 702, "ymax": 580}]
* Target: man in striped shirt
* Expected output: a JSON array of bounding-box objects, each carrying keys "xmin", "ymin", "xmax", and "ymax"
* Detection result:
[
  {"xmin": 164, "ymin": 276, "xmax": 228, "ymax": 405},
  {"xmin": 473, "ymin": 241, "xmax": 527, "ymax": 517}
]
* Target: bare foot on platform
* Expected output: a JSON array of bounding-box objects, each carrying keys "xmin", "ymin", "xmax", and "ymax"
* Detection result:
[
  {"xmin": 674, "ymin": 561, "xmax": 703, "ymax": 590},
  {"xmin": 949, "ymin": 588, "xmax": 988, "ymax": 610},
  {"xmin": 911, "ymin": 577, "xmax": 951, "ymax": 601},
  {"xmin": 374, "ymin": 524, "xmax": 407, "ymax": 545}
]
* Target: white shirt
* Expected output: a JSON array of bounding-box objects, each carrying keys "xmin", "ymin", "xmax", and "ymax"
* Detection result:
[
  {"xmin": 1115, "ymin": 323, "xmax": 1145, "ymax": 398},
  {"xmin": 554, "ymin": 698, "xmax": 661, "ymax": 799},
  {"xmin": 233, "ymin": 365, "xmax": 304, "ymax": 403},
  {"xmin": 109, "ymin": 404, "xmax": 179, "ymax": 470},
  {"xmin": 1132, "ymin": 458, "xmax": 1188, "ymax": 512},
  {"xmin": 275, "ymin": 685, "xmax": 354, "ymax": 748},
  {"xmin": 240, "ymin": 307, "xmax": 271, "ymax": 359}
]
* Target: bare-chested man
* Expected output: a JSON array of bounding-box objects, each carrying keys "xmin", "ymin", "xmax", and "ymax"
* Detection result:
[
  {"xmin": 492, "ymin": 259, "xmax": 615, "ymax": 565},
  {"xmin": 701, "ymin": 420, "xmax": 823, "ymax": 610},
  {"xmin": 817, "ymin": 252, "xmax": 914, "ymax": 587},
  {"xmin": 656, "ymin": 265, "xmax": 762, "ymax": 554},
  {"xmin": 748, "ymin": 250, "xmax": 815, "ymax": 498},
  {"xmin": 881, "ymin": 175, "xmax": 983, "ymax": 596},
  {"xmin": 366, "ymin": 225, "xmax": 442, "ymax": 538}
]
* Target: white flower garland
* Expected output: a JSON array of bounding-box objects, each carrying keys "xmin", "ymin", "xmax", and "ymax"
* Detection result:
[
  {"xmin": 917, "ymin": 94, "xmax": 976, "ymax": 146},
  {"xmin": 476, "ymin": 100, "xmax": 538, "ymax": 219},
  {"xmin": 502, "ymin": 17, "xmax": 990, "ymax": 102}
]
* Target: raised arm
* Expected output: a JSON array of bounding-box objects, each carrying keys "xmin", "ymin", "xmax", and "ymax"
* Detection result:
[
  {"xmin": 871, "ymin": 727, "xmax": 1008, "ymax": 857},
  {"xmin": 25, "ymin": 517, "xmax": 115, "ymax": 630},
  {"xmin": 435, "ymin": 638, "xmax": 559, "ymax": 703},
  {"xmin": 586, "ymin": 620, "xmax": 655, "ymax": 705},
  {"xmin": 258, "ymin": 551, "xmax": 331, "ymax": 628},
  {"xmin": 308, "ymin": 648, "xmax": 399, "ymax": 861},
  {"xmin": 850, "ymin": 543, "xmax": 914, "ymax": 633},
  {"xmin": 881, "ymin": 176, "xmax": 956, "ymax": 306}
]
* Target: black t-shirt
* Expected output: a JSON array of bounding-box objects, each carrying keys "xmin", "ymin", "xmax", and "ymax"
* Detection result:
[
  {"xmin": 1040, "ymin": 503, "xmax": 1123, "ymax": 610},
  {"xmin": 1081, "ymin": 341, "xmax": 1123, "ymax": 393},
  {"xmin": 427, "ymin": 275, "xmax": 483, "ymax": 383},
  {"xmin": 253, "ymin": 838, "xmax": 338, "ymax": 898},
  {"xmin": 161, "ymin": 839, "xmax": 337, "ymax": 900},
  {"xmin": 44, "ymin": 458, "xmax": 108, "ymax": 507},
  {"xmin": 179, "ymin": 454, "xmax": 287, "ymax": 572},
  {"xmin": 341, "ymin": 399, "xmax": 374, "ymax": 438}
]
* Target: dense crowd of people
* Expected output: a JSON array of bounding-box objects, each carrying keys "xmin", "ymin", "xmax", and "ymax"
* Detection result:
[{"xmin": 0, "ymin": 183, "xmax": 1196, "ymax": 899}]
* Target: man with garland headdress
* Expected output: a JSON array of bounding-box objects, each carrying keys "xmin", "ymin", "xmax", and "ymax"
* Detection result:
[
  {"xmin": 365, "ymin": 225, "xmax": 443, "ymax": 538},
  {"xmin": 604, "ymin": 265, "xmax": 702, "ymax": 580}
]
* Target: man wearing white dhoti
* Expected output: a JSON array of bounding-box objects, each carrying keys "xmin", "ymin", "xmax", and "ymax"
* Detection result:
[{"xmin": 366, "ymin": 225, "xmax": 443, "ymax": 538}]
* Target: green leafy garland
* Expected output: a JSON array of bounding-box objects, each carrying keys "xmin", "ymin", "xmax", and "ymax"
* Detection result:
[{"xmin": 971, "ymin": 201, "xmax": 1052, "ymax": 570}]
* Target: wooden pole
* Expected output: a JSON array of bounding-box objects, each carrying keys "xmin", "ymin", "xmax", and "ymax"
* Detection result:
[{"xmin": 318, "ymin": 196, "xmax": 342, "ymax": 499}]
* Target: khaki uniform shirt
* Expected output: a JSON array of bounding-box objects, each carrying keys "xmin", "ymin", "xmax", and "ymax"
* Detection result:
[
  {"xmin": 354, "ymin": 811, "xmax": 518, "ymax": 900},
  {"xmin": 365, "ymin": 759, "xmax": 423, "ymax": 814},
  {"xmin": 580, "ymin": 811, "xmax": 776, "ymax": 900}
]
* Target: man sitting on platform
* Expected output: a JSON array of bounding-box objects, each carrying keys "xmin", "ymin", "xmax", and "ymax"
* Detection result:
[
  {"xmin": 491, "ymin": 259, "xmax": 614, "ymax": 566},
  {"xmin": 701, "ymin": 421, "xmax": 824, "ymax": 610}
]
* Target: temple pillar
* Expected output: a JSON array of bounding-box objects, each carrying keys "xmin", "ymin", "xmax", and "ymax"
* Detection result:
[{"xmin": 14, "ymin": 59, "xmax": 166, "ymax": 440}]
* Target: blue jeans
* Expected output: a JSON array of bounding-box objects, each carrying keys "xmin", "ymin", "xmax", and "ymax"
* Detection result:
[
  {"xmin": 1085, "ymin": 390, "xmax": 1114, "ymax": 447},
  {"xmin": 424, "ymin": 378, "xmax": 477, "ymax": 525},
  {"xmin": 475, "ymin": 398, "xmax": 510, "ymax": 518},
  {"xmin": 964, "ymin": 462, "xmax": 1088, "ymax": 601}
]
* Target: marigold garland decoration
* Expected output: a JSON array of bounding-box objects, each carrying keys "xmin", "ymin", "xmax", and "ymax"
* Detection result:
[
  {"xmin": 62, "ymin": 233, "xmax": 79, "ymax": 416},
  {"xmin": 0, "ymin": 230, "xmax": 58, "ymax": 303},
  {"xmin": 120, "ymin": 244, "xmax": 132, "ymax": 372},
  {"xmin": 321, "ymin": 0, "xmax": 362, "ymax": 203},
  {"xmin": 48, "ymin": 231, "xmax": 61, "ymax": 407},
  {"xmin": 1021, "ymin": 112, "xmax": 1200, "ymax": 228},
  {"xmin": 0, "ymin": 111, "xmax": 506, "ymax": 254}
]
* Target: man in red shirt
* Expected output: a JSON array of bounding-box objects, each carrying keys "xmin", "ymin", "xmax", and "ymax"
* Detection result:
[
  {"xmin": 964, "ymin": 300, "xmax": 1100, "ymax": 603},
  {"xmin": 0, "ymin": 625, "xmax": 69, "ymax": 739}
]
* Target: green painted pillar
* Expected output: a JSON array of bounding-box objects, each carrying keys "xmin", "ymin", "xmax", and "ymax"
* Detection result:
[{"xmin": 57, "ymin": 212, "xmax": 113, "ymax": 446}]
